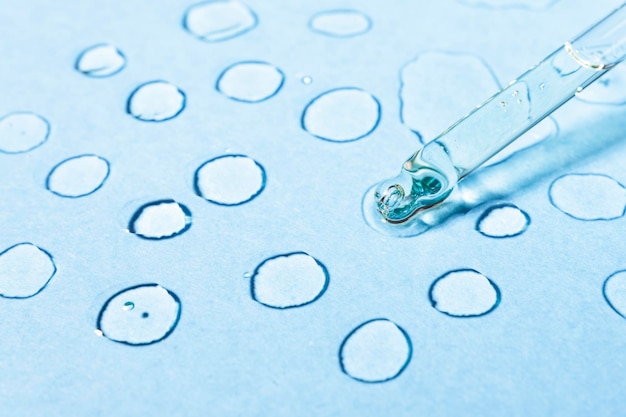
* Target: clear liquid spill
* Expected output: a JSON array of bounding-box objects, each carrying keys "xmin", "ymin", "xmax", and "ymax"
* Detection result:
[
  {"xmin": 216, "ymin": 61, "xmax": 284, "ymax": 103},
  {"xmin": 577, "ymin": 64, "xmax": 626, "ymax": 105},
  {"xmin": 250, "ymin": 252, "xmax": 329, "ymax": 309},
  {"xmin": 429, "ymin": 269, "xmax": 500, "ymax": 317},
  {"xmin": 549, "ymin": 173, "xmax": 626, "ymax": 221},
  {"xmin": 46, "ymin": 154, "xmax": 110, "ymax": 198},
  {"xmin": 194, "ymin": 154, "xmax": 266, "ymax": 206},
  {"xmin": 75, "ymin": 44, "xmax": 126, "ymax": 78},
  {"xmin": 476, "ymin": 203, "xmax": 530, "ymax": 238},
  {"xmin": 0, "ymin": 243, "xmax": 56, "ymax": 299},
  {"xmin": 603, "ymin": 270, "xmax": 626, "ymax": 319},
  {"xmin": 400, "ymin": 51, "xmax": 499, "ymax": 142},
  {"xmin": 0, "ymin": 112, "xmax": 50, "ymax": 154},
  {"xmin": 309, "ymin": 9, "xmax": 371, "ymax": 38},
  {"xmin": 127, "ymin": 81, "xmax": 186, "ymax": 122},
  {"xmin": 96, "ymin": 283, "xmax": 181, "ymax": 346},
  {"xmin": 301, "ymin": 87, "xmax": 380, "ymax": 142},
  {"xmin": 128, "ymin": 199, "xmax": 192, "ymax": 240},
  {"xmin": 183, "ymin": 0, "xmax": 257, "ymax": 42},
  {"xmin": 339, "ymin": 319, "xmax": 412, "ymax": 383},
  {"xmin": 457, "ymin": 0, "xmax": 559, "ymax": 9}
]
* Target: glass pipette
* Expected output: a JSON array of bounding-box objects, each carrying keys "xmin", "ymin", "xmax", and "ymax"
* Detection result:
[{"xmin": 373, "ymin": 2, "xmax": 626, "ymax": 224}]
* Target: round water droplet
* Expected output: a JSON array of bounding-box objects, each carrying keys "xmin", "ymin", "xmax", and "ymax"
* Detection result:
[
  {"xmin": 476, "ymin": 203, "xmax": 530, "ymax": 238},
  {"xmin": 46, "ymin": 154, "xmax": 110, "ymax": 198},
  {"xmin": 216, "ymin": 61, "xmax": 284, "ymax": 103},
  {"xmin": 429, "ymin": 269, "xmax": 500, "ymax": 317},
  {"xmin": 603, "ymin": 270, "xmax": 626, "ymax": 319},
  {"xmin": 194, "ymin": 154, "xmax": 266, "ymax": 205},
  {"xmin": 128, "ymin": 199, "xmax": 192, "ymax": 240},
  {"xmin": 127, "ymin": 81, "xmax": 186, "ymax": 122},
  {"xmin": 0, "ymin": 112, "xmax": 50, "ymax": 154},
  {"xmin": 251, "ymin": 252, "xmax": 329, "ymax": 309},
  {"xmin": 0, "ymin": 243, "xmax": 56, "ymax": 299},
  {"xmin": 183, "ymin": 0, "xmax": 257, "ymax": 42},
  {"xmin": 96, "ymin": 283, "xmax": 181, "ymax": 346},
  {"xmin": 301, "ymin": 76, "xmax": 313, "ymax": 85},
  {"xmin": 309, "ymin": 9, "xmax": 372, "ymax": 38},
  {"xmin": 302, "ymin": 87, "xmax": 380, "ymax": 142},
  {"xmin": 549, "ymin": 174, "xmax": 626, "ymax": 221},
  {"xmin": 339, "ymin": 318, "xmax": 412, "ymax": 383},
  {"xmin": 75, "ymin": 44, "xmax": 126, "ymax": 78}
]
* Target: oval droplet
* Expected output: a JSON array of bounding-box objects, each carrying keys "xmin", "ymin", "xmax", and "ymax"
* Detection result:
[
  {"xmin": 309, "ymin": 9, "xmax": 372, "ymax": 38},
  {"xmin": 429, "ymin": 269, "xmax": 500, "ymax": 317},
  {"xmin": 0, "ymin": 243, "xmax": 56, "ymax": 299},
  {"xmin": 183, "ymin": 0, "xmax": 257, "ymax": 42},
  {"xmin": 476, "ymin": 203, "xmax": 530, "ymax": 238},
  {"xmin": 0, "ymin": 112, "xmax": 50, "ymax": 154},
  {"xmin": 75, "ymin": 44, "xmax": 126, "ymax": 78},
  {"xmin": 46, "ymin": 154, "xmax": 110, "ymax": 198},
  {"xmin": 194, "ymin": 154, "xmax": 266, "ymax": 206},
  {"xmin": 128, "ymin": 199, "xmax": 192, "ymax": 240},
  {"xmin": 126, "ymin": 81, "xmax": 186, "ymax": 122},
  {"xmin": 301, "ymin": 87, "xmax": 381, "ymax": 142},
  {"xmin": 216, "ymin": 61, "xmax": 284, "ymax": 103},
  {"xmin": 339, "ymin": 318, "xmax": 412, "ymax": 383},
  {"xmin": 251, "ymin": 252, "xmax": 329, "ymax": 309},
  {"xmin": 96, "ymin": 283, "xmax": 181, "ymax": 346}
]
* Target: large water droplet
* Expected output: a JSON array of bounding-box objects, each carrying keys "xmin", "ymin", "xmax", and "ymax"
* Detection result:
[
  {"xmin": 0, "ymin": 243, "xmax": 56, "ymax": 299},
  {"xmin": 46, "ymin": 154, "xmax": 110, "ymax": 198},
  {"xmin": 549, "ymin": 174, "xmax": 626, "ymax": 221},
  {"xmin": 183, "ymin": 0, "xmax": 257, "ymax": 42},
  {"xmin": 251, "ymin": 252, "xmax": 329, "ymax": 309},
  {"xmin": 429, "ymin": 269, "xmax": 500, "ymax": 317},
  {"xmin": 75, "ymin": 44, "xmax": 126, "ymax": 78},
  {"xmin": 0, "ymin": 112, "xmax": 50, "ymax": 154},
  {"xmin": 216, "ymin": 61, "xmax": 284, "ymax": 103},
  {"xmin": 127, "ymin": 81, "xmax": 186, "ymax": 122},
  {"xmin": 96, "ymin": 283, "xmax": 181, "ymax": 346},
  {"xmin": 301, "ymin": 87, "xmax": 380, "ymax": 142},
  {"xmin": 128, "ymin": 199, "xmax": 192, "ymax": 240},
  {"xmin": 309, "ymin": 9, "xmax": 372, "ymax": 38},
  {"xmin": 194, "ymin": 154, "xmax": 266, "ymax": 205},
  {"xmin": 476, "ymin": 203, "xmax": 530, "ymax": 238},
  {"xmin": 339, "ymin": 318, "xmax": 412, "ymax": 383}
]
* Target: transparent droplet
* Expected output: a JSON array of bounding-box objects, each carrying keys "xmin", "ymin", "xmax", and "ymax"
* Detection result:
[
  {"xmin": 302, "ymin": 87, "xmax": 381, "ymax": 142},
  {"xmin": 339, "ymin": 319, "xmax": 412, "ymax": 383},
  {"xmin": 96, "ymin": 283, "xmax": 181, "ymax": 346},
  {"xmin": 457, "ymin": 0, "xmax": 559, "ymax": 10},
  {"xmin": 309, "ymin": 9, "xmax": 372, "ymax": 38},
  {"xmin": 429, "ymin": 269, "xmax": 500, "ymax": 317},
  {"xmin": 400, "ymin": 52, "xmax": 499, "ymax": 142},
  {"xmin": 603, "ymin": 270, "xmax": 626, "ymax": 318},
  {"xmin": 539, "ymin": 83, "xmax": 546, "ymax": 90},
  {"xmin": 0, "ymin": 112, "xmax": 50, "ymax": 154},
  {"xmin": 75, "ymin": 44, "xmax": 126, "ymax": 78},
  {"xmin": 128, "ymin": 199, "xmax": 192, "ymax": 240},
  {"xmin": 549, "ymin": 173, "xmax": 626, "ymax": 221},
  {"xmin": 301, "ymin": 76, "xmax": 313, "ymax": 85},
  {"xmin": 183, "ymin": 0, "xmax": 257, "ymax": 42},
  {"xmin": 476, "ymin": 203, "xmax": 530, "ymax": 238},
  {"xmin": 216, "ymin": 61, "xmax": 284, "ymax": 103},
  {"xmin": 578, "ymin": 64, "xmax": 626, "ymax": 105},
  {"xmin": 0, "ymin": 243, "xmax": 56, "ymax": 299},
  {"xmin": 127, "ymin": 81, "xmax": 186, "ymax": 122},
  {"xmin": 194, "ymin": 155, "xmax": 266, "ymax": 205},
  {"xmin": 243, "ymin": 272, "xmax": 252, "ymax": 279},
  {"xmin": 46, "ymin": 154, "xmax": 110, "ymax": 198},
  {"xmin": 251, "ymin": 252, "xmax": 329, "ymax": 309}
]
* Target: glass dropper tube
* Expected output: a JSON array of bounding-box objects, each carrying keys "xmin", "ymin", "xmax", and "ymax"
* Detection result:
[{"xmin": 374, "ymin": 2, "xmax": 626, "ymax": 224}]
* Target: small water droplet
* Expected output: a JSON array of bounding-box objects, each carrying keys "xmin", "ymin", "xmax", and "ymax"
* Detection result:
[
  {"xmin": 516, "ymin": 98, "xmax": 523, "ymax": 104},
  {"xmin": 309, "ymin": 9, "xmax": 372, "ymax": 38},
  {"xmin": 0, "ymin": 243, "xmax": 56, "ymax": 299},
  {"xmin": 549, "ymin": 173, "xmax": 626, "ymax": 221},
  {"xmin": 96, "ymin": 283, "xmax": 181, "ymax": 346},
  {"xmin": 476, "ymin": 203, "xmax": 530, "ymax": 238},
  {"xmin": 123, "ymin": 301, "xmax": 134, "ymax": 311},
  {"xmin": 511, "ymin": 90, "xmax": 519, "ymax": 97},
  {"xmin": 339, "ymin": 319, "xmax": 412, "ymax": 383},
  {"xmin": 539, "ymin": 82, "xmax": 545, "ymax": 90},
  {"xmin": 429, "ymin": 269, "xmax": 500, "ymax": 317},
  {"xmin": 75, "ymin": 44, "xmax": 126, "ymax": 78},
  {"xmin": 46, "ymin": 154, "xmax": 110, "ymax": 198},
  {"xmin": 216, "ymin": 61, "xmax": 284, "ymax": 103},
  {"xmin": 301, "ymin": 76, "xmax": 313, "ymax": 85},
  {"xmin": 128, "ymin": 199, "xmax": 192, "ymax": 240},
  {"xmin": 194, "ymin": 154, "xmax": 266, "ymax": 205},
  {"xmin": 251, "ymin": 252, "xmax": 329, "ymax": 309},
  {"xmin": 127, "ymin": 81, "xmax": 186, "ymax": 122},
  {"xmin": 0, "ymin": 112, "xmax": 50, "ymax": 154},
  {"xmin": 499, "ymin": 101, "xmax": 507, "ymax": 107},
  {"xmin": 183, "ymin": 0, "xmax": 257, "ymax": 42},
  {"xmin": 302, "ymin": 87, "xmax": 380, "ymax": 142},
  {"xmin": 243, "ymin": 272, "xmax": 252, "ymax": 279}
]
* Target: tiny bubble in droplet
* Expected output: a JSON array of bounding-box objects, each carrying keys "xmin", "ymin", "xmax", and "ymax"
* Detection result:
[
  {"xmin": 539, "ymin": 83, "xmax": 545, "ymax": 90},
  {"xmin": 142, "ymin": 312, "xmax": 149, "ymax": 319},
  {"xmin": 301, "ymin": 76, "xmax": 313, "ymax": 85},
  {"xmin": 123, "ymin": 301, "xmax": 134, "ymax": 311},
  {"xmin": 511, "ymin": 90, "xmax": 519, "ymax": 97},
  {"xmin": 243, "ymin": 272, "xmax": 252, "ymax": 279},
  {"xmin": 517, "ymin": 98, "xmax": 522, "ymax": 104}
]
